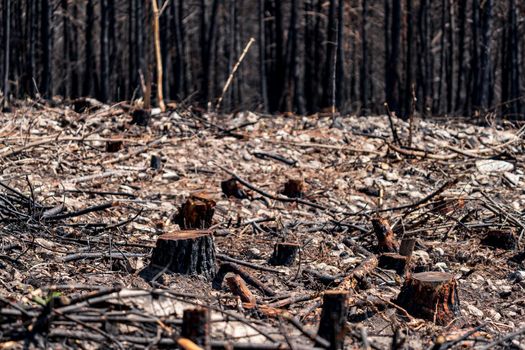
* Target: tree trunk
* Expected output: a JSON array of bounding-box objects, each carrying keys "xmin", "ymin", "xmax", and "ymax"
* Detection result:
[
  {"xmin": 83, "ymin": 0, "xmax": 94, "ymax": 97},
  {"xmin": 100, "ymin": 0, "xmax": 110, "ymax": 102},
  {"xmin": 386, "ymin": 0, "xmax": 401, "ymax": 115},
  {"xmin": 40, "ymin": 0, "xmax": 52, "ymax": 98},
  {"xmin": 2, "ymin": 0, "xmax": 10, "ymax": 107}
]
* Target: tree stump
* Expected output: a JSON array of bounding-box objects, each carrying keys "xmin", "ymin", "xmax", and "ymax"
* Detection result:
[
  {"xmin": 174, "ymin": 192, "xmax": 216, "ymax": 229},
  {"xmin": 480, "ymin": 229, "xmax": 517, "ymax": 250},
  {"xmin": 282, "ymin": 179, "xmax": 305, "ymax": 198},
  {"xmin": 317, "ymin": 291, "xmax": 349, "ymax": 350},
  {"xmin": 399, "ymin": 237, "xmax": 416, "ymax": 257},
  {"xmin": 130, "ymin": 109, "xmax": 151, "ymax": 126},
  {"xmin": 221, "ymin": 178, "xmax": 248, "ymax": 199},
  {"xmin": 371, "ymin": 217, "xmax": 398, "ymax": 253},
  {"xmin": 105, "ymin": 140, "xmax": 123, "ymax": 153},
  {"xmin": 395, "ymin": 272, "xmax": 461, "ymax": 325},
  {"xmin": 150, "ymin": 230, "xmax": 216, "ymax": 278},
  {"xmin": 378, "ymin": 253, "xmax": 409, "ymax": 275},
  {"xmin": 181, "ymin": 307, "xmax": 210, "ymax": 350},
  {"xmin": 150, "ymin": 155, "xmax": 162, "ymax": 170},
  {"xmin": 269, "ymin": 242, "xmax": 300, "ymax": 266}
]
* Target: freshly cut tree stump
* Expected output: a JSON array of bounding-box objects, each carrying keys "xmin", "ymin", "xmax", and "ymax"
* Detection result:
[
  {"xmin": 174, "ymin": 192, "xmax": 216, "ymax": 229},
  {"xmin": 269, "ymin": 242, "xmax": 300, "ymax": 266},
  {"xmin": 181, "ymin": 307, "xmax": 210, "ymax": 350},
  {"xmin": 395, "ymin": 272, "xmax": 461, "ymax": 325},
  {"xmin": 150, "ymin": 230, "xmax": 216, "ymax": 278},
  {"xmin": 371, "ymin": 217, "xmax": 398, "ymax": 253},
  {"xmin": 480, "ymin": 229, "xmax": 517, "ymax": 250},
  {"xmin": 221, "ymin": 178, "xmax": 248, "ymax": 199},
  {"xmin": 282, "ymin": 179, "xmax": 305, "ymax": 198},
  {"xmin": 317, "ymin": 291, "xmax": 349, "ymax": 350},
  {"xmin": 378, "ymin": 253, "xmax": 409, "ymax": 275}
]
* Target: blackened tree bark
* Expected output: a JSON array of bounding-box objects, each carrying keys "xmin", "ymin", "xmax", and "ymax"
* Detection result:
[
  {"xmin": 2, "ymin": 0, "xmax": 10, "ymax": 107},
  {"xmin": 322, "ymin": 0, "xmax": 337, "ymax": 110},
  {"xmin": 100, "ymin": 0, "xmax": 110, "ymax": 102},
  {"xmin": 403, "ymin": 0, "xmax": 414, "ymax": 117},
  {"xmin": 25, "ymin": 0, "xmax": 36, "ymax": 96},
  {"xmin": 258, "ymin": 0, "xmax": 268, "ymax": 112},
  {"xmin": 386, "ymin": 0, "xmax": 401, "ymax": 115},
  {"xmin": 476, "ymin": 0, "xmax": 492, "ymax": 111},
  {"xmin": 199, "ymin": 0, "xmax": 220, "ymax": 104},
  {"xmin": 335, "ymin": 0, "xmax": 344, "ymax": 110},
  {"xmin": 454, "ymin": 0, "xmax": 466, "ymax": 112},
  {"xmin": 435, "ymin": 0, "xmax": 446, "ymax": 114},
  {"xmin": 83, "ymin": 0, "xmax": 95, "ymax": 97},
  {"xmin": 40, "ymin": 0, "xmax": 52, "ymax": 98},
  {"xmin": 502, "ymin": 0, "xmax": 521, "ymax": 118},
  {"xmin": 70, "ymin": 2, "xmax": 79, "ymax": 98},
  {"xmin": 466, "ymin": 0, "xmax": 480, "ymax": 114},
  {"xmin": 170, "ymin": 0, "xmax": 186, "ymax": 99},
  {"xmin": 446, "ymin": 0, "xmax": 455, "ymax": 113},
  {"xmin": 360, "ymin": 0, "xmax": 369, "ymax": 114},
  {"xmin": 61, "ymin": 0, "xmax": 69, "ymax": 98}
]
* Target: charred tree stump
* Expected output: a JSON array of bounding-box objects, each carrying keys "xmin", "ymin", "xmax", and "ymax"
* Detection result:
[
  {"xmin": 181, "ymin": 307, "xmax": 210, "ymax": 350},
  {"xmin": 372, "ymin": 217, "xmax": 398, "ymax": 253},
  {"xmin": 395, "ymin": 272, "xmax": 461, "ymax": 325},
  {"xmin": 150, "ymin": 155, "xmax": 162, "ymax": 170},
  {"xmin": 378, "ymin": 253, "xmax": 409, "ymax": 275},
  {"xmin": 269, "ymin": 242, "xmax": 300, "ymax": 266},
  {"xmin": 317, "ymin": 290, "xmax": 349, "ymax": 350},
  {"xmin": 282, "ymin": 179, "xmax": 305, "ymax": 198},
  {"xmin": 105, "ymin": 140, "xmax": 123, "ymax": 153},
  {"xmin": 130, "ymin": 109, "xmax": 151, "ymax": 126},
  {"xmin": 480, "ymin": 229, "xmax": 517, "ymax": 250},
  {"xmin": 226, "ymin": 273, "xmax": 256, "ymax": 305},
  {"xmin": 150, "ymin": 230, "xmax": 216, "ymax": 278},
  {"xmin": 399, "ymin": 237, "xmax": 416, "ymax": 257},
  {"xmin": 174, "ymin": 193, "xmax": 216, "ymax": 229},
  {"xmin": 221, "ymin": 178, "xmax": 248, "ymax": 199}
]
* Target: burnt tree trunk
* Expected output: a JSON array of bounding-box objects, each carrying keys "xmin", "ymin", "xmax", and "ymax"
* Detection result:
[
  {"xmin": 282, "ymin": 179, "xmax": 305, "ymax": 198},
  {"xmin": 395, "ymin": 271, "xmax": 461, "ymax": 325},
  {"xmin": 150, "ymin": 230, "xmax": 216, "ymax": 278},
  {"xmin": 269, "ymin": 242, "xmax": 300, "ymax": 266},
  {"xmin": 2, "ymin": 0, "xmax": 10, "ymax": 108},
  {"xmin": 378, "ymin": 253, "xmax": 409, "ymax": 275},
  {"xmin": 317, "ymin": 290, "xmax": 349, "ymax": 350},
  {"xmin": 40, "ymin": 0, "xmax": 52, "ymax": 98},
  {"xmin": 174, "ymin": 193, "xmax": 216, "ymax": 229},
  {"xmin": 371, "ymin": 217, "xmax": 398, "ymax": 253},
  {"xmin": 181, "ymin": 308, "xmax": 211, "ymax": 350}
]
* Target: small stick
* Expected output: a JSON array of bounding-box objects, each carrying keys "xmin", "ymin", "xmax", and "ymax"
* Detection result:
[
  {"xmin": 384, "ymin": 103, "xmax": 401, "ymax": 146},
  {"xmin": 216, "ymin": 38, "xmax": 256, "ymax": 111}
]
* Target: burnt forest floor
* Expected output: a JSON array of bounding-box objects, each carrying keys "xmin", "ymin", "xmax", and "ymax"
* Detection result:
[{"xmin": 0, "ymin": 101, "xmax": 524, "ymax": 349}]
